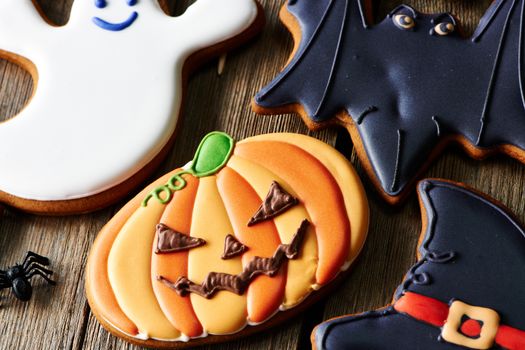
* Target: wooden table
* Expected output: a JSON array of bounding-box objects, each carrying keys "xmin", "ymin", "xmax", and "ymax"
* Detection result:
[{"xmin": 1, "ymin": 0, "xmax": 521, "ymax": 349}]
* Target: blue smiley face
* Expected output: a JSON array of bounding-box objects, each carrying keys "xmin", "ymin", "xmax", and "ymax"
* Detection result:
[{"xmin": 92, "ymin": 0, "xmax": 139, "ymax": 32}]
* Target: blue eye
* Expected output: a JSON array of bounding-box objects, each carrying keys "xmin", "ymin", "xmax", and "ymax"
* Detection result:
[
  {"xmin": 127, "ymin": 0, "xmax": 137, "ymax": 6},
  {"xmin": 95, "ymin": 0, "xmax": 107, "ymax": 8}
]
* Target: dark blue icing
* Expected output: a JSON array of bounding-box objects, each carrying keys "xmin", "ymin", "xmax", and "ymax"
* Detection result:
[
  {"xmin": 95, "ymin": 0, "xmax": 137, "ymax": 8},
  {"xmin": 255, "ymin": 0, "xmax": 525, "ymax": 198},
  {"xmin": 315, "ymin": 309, "xmax": 467, "ymax": 349},
  {"xmin": 95, "ymin": 0, "xmax": 107, "ymax": 9},
  {"xmin": 92, "ymin": 11, "xmax": 138, "ymax": 31},
  {"xmin": 313, "ymin": 179, "xmax": 525, "ymax": 349}
]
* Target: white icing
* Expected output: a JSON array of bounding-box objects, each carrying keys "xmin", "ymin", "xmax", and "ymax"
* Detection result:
[
  {"xmin": 208, "ymin": 321, "xmax": 247, "ymax": 336},
  {"xmin": 104, "ymin": 314, "xmax": 205, "ymax": 342},
  {"xmin": 0, "ymin": 0, "xmax": 258, "ymax": 200}
]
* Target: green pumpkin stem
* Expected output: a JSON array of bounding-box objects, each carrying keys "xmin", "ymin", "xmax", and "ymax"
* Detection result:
[
  {"xmin": 142, "ymin": 132, "xmax": 235, "ymax": 207},
  {"xmin": 189, "ymin": 131, "xmax": 235, "ymax": 177}
]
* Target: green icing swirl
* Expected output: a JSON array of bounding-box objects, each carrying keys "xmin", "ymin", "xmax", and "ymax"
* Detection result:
[{"xmin": 142, "ymin": 132, "xmax": 235, "ymax": 207}]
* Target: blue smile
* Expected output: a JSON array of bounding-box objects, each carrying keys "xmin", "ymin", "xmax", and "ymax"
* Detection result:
[{"xmin": 92, "ymin": 11, "xmax": 138, "ymax": 31}]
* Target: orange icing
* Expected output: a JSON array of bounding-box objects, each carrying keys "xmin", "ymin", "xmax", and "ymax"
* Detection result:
[
  {"xmin": 234, "ymin": 141, "xmax": 350, "ymax": 285},
  {"xmin": 187, "ymin": 176, "xmax": 247, "ymax": 334},
  {"xmin": 86, "ymin": 171, "xmax": 178, "ymax": 336},
  {"xmin": 216, "ymin": 167, "xmax": 286, "ymax": 323},
  {"xmin": 108, "ymin": 198, "xmax": 180, "ymax": 339},
  {"xmin": 240, "ymin": 133, "xmax": 369, "ymax": 263},
  {"xmin": 226, "ymin": 155, "xmax": 318, "ymax": 308},
  {"xmin": 151, "ymin": 175, "xmax": 203, "ymax": 337}
]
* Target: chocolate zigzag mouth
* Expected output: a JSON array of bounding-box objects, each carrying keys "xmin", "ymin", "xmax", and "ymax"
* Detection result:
[{"xmin": 158, "ymin": 219, "xmax": 309, "ymax": 299}]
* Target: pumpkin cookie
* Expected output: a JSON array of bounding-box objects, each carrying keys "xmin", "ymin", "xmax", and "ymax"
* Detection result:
[
  {"xmin": 0, "ymin": 0, "xmax": 264, "ymax": 214},
  {"xmin": 86, "ymin": 131, "xmax": 369, "ymax": 348}
]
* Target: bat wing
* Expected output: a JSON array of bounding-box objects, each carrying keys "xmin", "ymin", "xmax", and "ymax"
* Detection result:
[
  {"xmin": 470, "ymin": 0, "xmax": 525, "ymax": 149},
  {"xmin": 255, "ymin": 0, "xmax": 368, "ymax": 123}
]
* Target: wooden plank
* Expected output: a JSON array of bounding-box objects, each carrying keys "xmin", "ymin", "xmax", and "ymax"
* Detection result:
[
  {"xmin": 2, "ymin": 1, "xmax": 523, "ymax": 350},
  {"xmin": 0, "ymin": 210, "xmax": 113, "ymax": 349}
]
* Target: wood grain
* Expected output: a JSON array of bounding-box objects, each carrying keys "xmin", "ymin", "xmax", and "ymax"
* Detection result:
[{"xmin": 1, "ymin": 1, "xmax": 522, "ymax": 350}]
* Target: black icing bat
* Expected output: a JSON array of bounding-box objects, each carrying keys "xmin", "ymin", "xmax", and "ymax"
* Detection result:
[
  {"xmin": 254, "ymin": 0, "xmax": 525, "ymax": 204},
  {"xmin": 313, "ymin": 179, "xmax": 525, "ymax": 349}
]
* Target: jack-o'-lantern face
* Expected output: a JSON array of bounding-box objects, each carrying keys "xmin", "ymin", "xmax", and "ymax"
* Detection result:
[
  {"xmin": 154, "ymin": 180, "xmax": 308, "ymax": 299},
  {"xmin": 86, "ymin": 131, "xmax": 369, "ymax": 344}
]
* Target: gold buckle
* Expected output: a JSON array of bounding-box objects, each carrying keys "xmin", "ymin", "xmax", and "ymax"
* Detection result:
[{"xmin": 441, "ymin": 300, "xmax": 500, "ymax": 350}]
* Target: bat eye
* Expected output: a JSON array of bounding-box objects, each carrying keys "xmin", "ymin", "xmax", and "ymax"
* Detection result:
[
  {"xmin": 434, "ymin": 22, "xmax": 455, "ymax": 36},
  {"xmin": 393, "ymin": 14, "xmax": 415, "ymax": 30}
]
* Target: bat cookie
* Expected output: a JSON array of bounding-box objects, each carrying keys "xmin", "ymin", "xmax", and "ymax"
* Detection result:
[
  {"xmin": 313, "ymin": 179, "xmax": 525, "ymax": 350},
  {"xmin": 0, "ymin": 0, "xmax": 264, "ymax": 214},
  {"xmin": 254, "ymin": 0, "xmax": 525, "ymax": 205},
  {"xmin": 86, "ymin": 131, "xmax": 369, "ymax": 348}
]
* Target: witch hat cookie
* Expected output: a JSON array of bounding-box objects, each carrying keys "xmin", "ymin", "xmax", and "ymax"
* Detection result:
[
  {"xmin": 313, "ymin": 179, "xmax": 525, "ymax": 350},
  {"xmin": 86, "ymin": 132, "xmax": 369, "ymax": 348},
  {"xmin": 0, "ymin": 0, "xmax": 263, "ymax": 214},
  {"xmin": 254, "ymin": 0, "xmax": 525, "ymax": 205}
]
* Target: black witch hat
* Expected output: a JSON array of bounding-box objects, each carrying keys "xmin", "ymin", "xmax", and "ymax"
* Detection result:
[{"xmin": 313, "ymin": 179, "xmax": 525, "ymax": 349}]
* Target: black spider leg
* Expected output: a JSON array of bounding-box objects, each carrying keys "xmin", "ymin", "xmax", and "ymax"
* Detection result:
[
  {"xmin": 395, "ymin": 181, "xmax": 456, "ymax": 299},
  {"xmin": 22, "ymin": 251, "xmax": 50, "ymax": 269},
  {"xmin": 25, "ymin": 268, "xmax": 56, "ymax": 285},
  {"xmin": 0, "ymin": 273, "xmax": 9, "ymax": 289},
  {"xmin": 25, "ymin": 262, "xmax": 53, "ymax": 276},
  {"xmin": 0, "ymin": 270, "xmax": 7, "ymax": 283},
  {"xmin": 24, "ymin": 259, "xmax": 51, "ymax": 275}
]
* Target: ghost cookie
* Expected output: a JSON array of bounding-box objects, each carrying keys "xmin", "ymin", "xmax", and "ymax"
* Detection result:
[
  {"xmin": 254, "ymin": 0, "xmax": 525, "ymax": 205},
  {"xmin": 0, "ymin": 0, "xmax": 264, "ymax": 214},
  {"xmin": 86, "ymin": 131, "xmax": 369, "ymax": 348},
  {"xmin": 313, "ymin": 179, "xmax": 525, "ymax": 350}
]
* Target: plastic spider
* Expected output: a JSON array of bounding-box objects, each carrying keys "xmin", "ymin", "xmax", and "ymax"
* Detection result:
[{"xmin": 0, "ymin": 251, "xmax": 56, "ymax": 301}]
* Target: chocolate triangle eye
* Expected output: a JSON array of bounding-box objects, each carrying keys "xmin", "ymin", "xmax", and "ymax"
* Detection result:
[
  {"xmin": 248, "ymin": 182, "xmax": 299, "ymax": 226},
  {"xmin": 221, "ymin": 234, "xmax": 247, "ymax": 259},
  {"xmin": 155, "ymin": 223, "xmax": 206, "ymax": 254}
]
